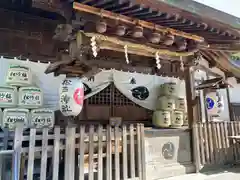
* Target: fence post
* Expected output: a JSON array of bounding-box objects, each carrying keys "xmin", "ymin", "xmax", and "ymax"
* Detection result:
[
  {"xmin": 52, "ymin": 127, "xmax": 60, "ymax": 180},
  {"xmin": 0, "ymin": 128, "xmax": 9, "ymax": 180},
  {"xmin": 12, "ymin": 125, "xmax": 23, "ymax": 180},
  {"xmin": 140, "ymin": 124, "xmax": 146, "ymax": 180},
  {"xmin": 64, "ymin": 126, "xmax": 76, "ymax": 180},
  {"xmin": 27, "ymin": 128, "xmax": 36, "ymax": 180},
  {"xmin": 192, "ymin": 123, "xmax": 201, "ymax": 172}
]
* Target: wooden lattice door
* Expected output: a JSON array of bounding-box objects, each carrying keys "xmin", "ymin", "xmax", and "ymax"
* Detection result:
[
  {"xmin": 56, "ymin": 83, "xmax": 152, "ymax": 125},
  {"xmin": 81, "ymin": 83, "xmax": 152, "ymax": 122}
]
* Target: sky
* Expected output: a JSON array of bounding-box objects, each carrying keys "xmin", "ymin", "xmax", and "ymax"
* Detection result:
[{"xmin": 193, "ymin": 0, "xmax": 240, "ymax": 18}]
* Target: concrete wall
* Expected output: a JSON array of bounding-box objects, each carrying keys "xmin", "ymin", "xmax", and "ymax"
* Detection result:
[{"xmin": 144, "ymin": 129, "xmax": 195, "ymax": 179}]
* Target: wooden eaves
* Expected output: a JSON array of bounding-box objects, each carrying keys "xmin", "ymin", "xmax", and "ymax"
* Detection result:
[{"xmin": 195, "ymin": 77, "xmax": 232, "ymax": 90}]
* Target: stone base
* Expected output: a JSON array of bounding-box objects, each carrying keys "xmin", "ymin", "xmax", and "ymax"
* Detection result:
[
  {"xmin": 144, "ymin": 128, "xmax": 195, "ymax": 179},
  {"xmin": 146, "ymin": 162, "xmax": 195, "ymax": 179}
]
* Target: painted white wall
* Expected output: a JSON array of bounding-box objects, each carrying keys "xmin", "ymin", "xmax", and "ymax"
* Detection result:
[
  {"xmin": 229, "ymin": 85, "xmax": 240, "ymax": 103},
  {"xmin": 216, "ymin": 89, "xmax": 230, "ymax": 121}
]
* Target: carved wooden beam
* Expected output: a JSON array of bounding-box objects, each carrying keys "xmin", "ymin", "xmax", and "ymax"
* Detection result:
[
  {"xmin": 81, "ymin": 67, "xmax": 101, "ymax": 78},
  {"xmin": 193, "ymin": 65, "xmax": 223, "ymax": 78},
  {"xmin": 84, "ymin": 32, "xmax": 197, "ymax": 57},
  {"xmin": 46, "ymin": 58, "xmax": 154, "ymax": 74},
  {"xmin": 73, "ymin": 2, "xmax": 204, "ymax": 42},
  {"xmin": 44, "ymin": 54, "xmax": 75, "ymax": 74}
]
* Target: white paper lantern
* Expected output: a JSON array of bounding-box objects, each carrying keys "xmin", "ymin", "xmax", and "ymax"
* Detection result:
[{"xmin": 59, "ymin": 77, "xmax": 84, "ymax": 116}]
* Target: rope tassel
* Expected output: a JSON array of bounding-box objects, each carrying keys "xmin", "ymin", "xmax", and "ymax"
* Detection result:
[
  {"xmin": 180, "ymin": 56, "xmax": 184, "ymax": 71},
  {"xmin": 124, "ymin": 45, "xmax": 129, "ymax": 64},
  {"xmin": 91, "ymin": 36, "xmax": 98, "ymax": 57},
  {"xmin": 155, "ymin": 52, "xmax": 161, "ymax": 69}
]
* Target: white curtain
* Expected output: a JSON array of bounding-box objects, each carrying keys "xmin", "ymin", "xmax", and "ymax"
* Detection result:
[
  {"xmin": 82, "ymin": 70, "xmax": 112, "ymax": 99},
  {"xmin": 0, "ymin": 57, "xmax": 187, "ymax": 111},
  {"xmin": 0, "ymin": 58, "xmax": 113, "ymax": 110},
  {"xmin": 112, "ymin": 70, "xmax": 186, "ymax": 110}
]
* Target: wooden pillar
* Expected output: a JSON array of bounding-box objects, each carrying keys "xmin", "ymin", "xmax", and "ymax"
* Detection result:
[
  {"xmin": 184, "ymin": 66, "xmax": 200, "ymax": 128},
  {"xmin": 203, "ymin": 73, "xmax": 210, "ymax": 122},
  {"xmin": 184, "ymin": 64, "xmax": 201, "ymax": 172},
  {"xmin": 226, "ymin": 87, "xmax": 234, "ymax": 121}
]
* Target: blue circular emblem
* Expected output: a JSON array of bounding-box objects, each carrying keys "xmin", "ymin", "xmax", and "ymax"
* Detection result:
[{"xmin": 206, "ymin": 97, "xmax": 215, "ymax": 110}]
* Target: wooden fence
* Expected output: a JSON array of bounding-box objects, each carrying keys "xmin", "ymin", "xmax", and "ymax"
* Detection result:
[
  {"xmin": 193, "ymin": 121, "xmax": 240, "ymax": 172},
  {"xmin": 0, "ymin": 123, "xmax": 146, "ymax": 180},
  {"xmin": 231, "ymin": 103, "xmax": 240, "ymax": 121}
]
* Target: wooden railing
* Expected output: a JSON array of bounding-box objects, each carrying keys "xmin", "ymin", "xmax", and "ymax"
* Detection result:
[
  {"xmin": 193, "ymin": 121, "xmax": 240, "ymax": 172},
  {"xmin": 0, "ymin": 123, "xmax": 146, "ymax": 180}
]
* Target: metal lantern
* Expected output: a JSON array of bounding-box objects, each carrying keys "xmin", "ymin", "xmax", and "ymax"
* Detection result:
[{"xmin": 59, "ymin": 77, "xmax": 84, "ymax": 116}]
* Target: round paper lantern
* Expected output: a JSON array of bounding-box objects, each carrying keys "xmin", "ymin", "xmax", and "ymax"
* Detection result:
[{"xmin": 59, "ymin": 77, "xmax": 84, "ymax": 116}]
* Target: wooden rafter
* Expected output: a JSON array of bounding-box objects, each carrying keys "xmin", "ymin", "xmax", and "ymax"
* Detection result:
[
  {"xmin": 73, "ymin": 2, "xmax": 204, "ymax": 42},
  {"xmin": 131, "ymin": 0, "xmax": 240, "ymax": 36}
]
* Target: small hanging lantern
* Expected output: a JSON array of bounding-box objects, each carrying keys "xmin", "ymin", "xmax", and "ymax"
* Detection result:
[{"xmin": 59, "ymin": 77, "xmax": 84, "ymax": 116}]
